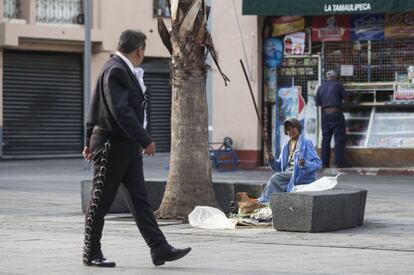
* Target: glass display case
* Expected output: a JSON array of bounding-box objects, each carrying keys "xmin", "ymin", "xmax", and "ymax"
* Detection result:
[
  {"xmin": 368, "ymin": 110, "xmax": 414, "ymax": 148},
  {"xmin": 344, "ymin": 109, "xmax": 372, "ymax": 147},
  {"xmin": 343, "ymin": 83, "xmax": 414, "ymax": 148}
]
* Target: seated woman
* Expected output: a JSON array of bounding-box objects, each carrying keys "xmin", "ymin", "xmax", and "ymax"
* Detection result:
[{"xmin": 257, "ymin": 118, "xmax": 322, "ymax": 203}]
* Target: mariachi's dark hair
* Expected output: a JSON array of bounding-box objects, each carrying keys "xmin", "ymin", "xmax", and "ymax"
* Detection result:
[{"xmin": 117, "ymin": 29, "xmax": 146, "ymax": 54}]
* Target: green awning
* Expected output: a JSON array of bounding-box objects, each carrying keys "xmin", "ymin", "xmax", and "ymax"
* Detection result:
[{"xmin": 243, "ymin": 0, "xmax": 414, "ymax": 16}]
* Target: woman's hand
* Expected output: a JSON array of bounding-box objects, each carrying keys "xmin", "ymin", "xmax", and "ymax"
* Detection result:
[{"xmin": 266, "ymin": 152, "xmax": 274, "ymax": 161}]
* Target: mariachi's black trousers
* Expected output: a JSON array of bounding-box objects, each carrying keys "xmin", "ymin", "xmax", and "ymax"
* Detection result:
[{"xmin": 83, "ymin": 138, "xmax": 166, "ymax": 262}]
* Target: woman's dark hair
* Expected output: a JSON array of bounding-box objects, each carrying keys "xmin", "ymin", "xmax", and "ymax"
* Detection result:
[
  {"xmin": 284, "ymin": 118, "xmax": 302, "ymax": 135},
  {"xmin": 117, "ymin": 29, "xmax": 146, "ymax": 54}
]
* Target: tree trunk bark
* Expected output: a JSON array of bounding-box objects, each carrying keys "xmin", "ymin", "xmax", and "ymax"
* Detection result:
[
  {"xmin": 157, "ymin": 71, "xmax": 218, "ymax": 219},
  {"xmin": 156, "ymin": 0, "xmax": 219, "ymax": 219}
]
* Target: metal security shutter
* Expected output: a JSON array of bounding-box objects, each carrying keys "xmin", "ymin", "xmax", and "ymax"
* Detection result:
[
  {"xmin": 142, "ymin": 59, "xmax": 171, "ymax": 153},
  {"xmin": 3, "ymin": 50, "xmax": 83, "ymax": 158}
]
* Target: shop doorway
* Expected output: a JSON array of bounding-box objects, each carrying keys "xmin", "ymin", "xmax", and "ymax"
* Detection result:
[
  {"xmin": 141, "ymin": 58, "xmax": 172, "ymax": 153},
  {"xmin": 2, "ymin": 50, "xmax": 83, "ymax": 158}
]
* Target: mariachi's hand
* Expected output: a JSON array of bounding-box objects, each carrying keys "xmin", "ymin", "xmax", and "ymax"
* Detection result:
[
  {"xmin": 82, "ymin": 146, "xmax": 92, "ymax": 161},
  {"xmin": 299, "ymin": 159, "xmax": 305, "ymax": 167},
  {"xmin": 143, "ymin": 142, "xmax": 156, "ymax": 156},
  {"xmin": 266, "ymin": 152, "xmax": 274, "ymax": 161}
]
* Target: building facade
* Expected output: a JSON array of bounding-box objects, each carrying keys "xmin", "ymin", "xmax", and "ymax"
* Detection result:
[
  {"xmin": 242, "ymin": 0, "xmax": 414, "ymax": 167},
  {"xmin": 5, "ymin": 1, "xmax": 414, "ymax": 167},
  {"xmin": 0, "ymin": 0, "xmax": 263, "ymax": 167}
]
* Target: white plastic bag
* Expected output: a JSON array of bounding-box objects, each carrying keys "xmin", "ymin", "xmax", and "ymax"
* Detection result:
[
  {"xmin": 188, "ymin": 206, "xmax": 236, "ymax": 230},
  {"xmin": 250, "ymin": 207, "xmax": 272, "ymax": 221},
  {"xmin": 292, "ymin": 174, "xmax": 339, "ymax": 192}
]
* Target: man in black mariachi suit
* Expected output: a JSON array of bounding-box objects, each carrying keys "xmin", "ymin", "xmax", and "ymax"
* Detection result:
[{"xmin": 82, "ymin": 29, "xmax": 191, "ymax": 268}]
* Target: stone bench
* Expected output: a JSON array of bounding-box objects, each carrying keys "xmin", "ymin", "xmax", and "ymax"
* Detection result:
[
  {"xmin": 80, "ymin": 180, "xmax": 167, "ymax": 213},
  {"xmin": 270, "ymin": 185, "xmax": 367, "ymax": 232},
  {"xmin": 81, "ymin": 180, "xmax": 265, "ymax": 214}
]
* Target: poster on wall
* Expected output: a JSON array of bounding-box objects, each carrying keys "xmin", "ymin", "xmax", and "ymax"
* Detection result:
[
  {"xmin": 351, "ymin": 14, "xmax": 384, "ymax": 41},
  {"xmin": 272, "ymin": 16, "xmax": 305, "ymax": 37},
  {"xmin": 284, "ymin": 32, "xmax": 306, "ymax": 55},
  {"xmin": 304, "ymin": 96, "xmax": 318, "ymax": 147},
  {"xmin": 385, "ymin": 12, "xmax": 414, "ymax": 39},
  {"xmin": 275, "ymin": 86, "xmax": 306, "ymax": 156},
  {"xmin": 305, "ymin": 81, "xmax": 320, "ymax": 147},
  {"xmin": 340, "ymin": 65, "xmax": 354, "ymax": 76},
  {"xmin": 312, "ymin": 15, "xmax": 351, "ymax": 41},
  {"xmin": 307, "ymin": 80, "xmax": 319, "ymax": 97}
]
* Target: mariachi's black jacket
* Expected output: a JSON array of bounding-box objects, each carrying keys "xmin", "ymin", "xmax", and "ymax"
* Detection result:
[{"xmin": 86, "ymin": 55, "xmax": 152, "ymax": 150}]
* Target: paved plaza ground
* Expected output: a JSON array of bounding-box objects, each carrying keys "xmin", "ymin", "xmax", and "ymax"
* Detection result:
[{"xmin": 0, "ymin": 156, "xmax": 413, "ymax": 274}]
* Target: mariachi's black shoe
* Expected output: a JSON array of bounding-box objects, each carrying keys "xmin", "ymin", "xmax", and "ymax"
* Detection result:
[
  {"xmin": 151, "ymin": 245, "xmax": 192, "ymax": 266},
  {"xmin": 84, "ymin": 256, "xmax": 116, "ymax": 268}
]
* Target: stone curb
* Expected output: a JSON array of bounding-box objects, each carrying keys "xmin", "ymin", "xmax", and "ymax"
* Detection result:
[
  {"xmin": 252, "ymin": 166, "xmax": 414, "ymax": 176},
  {"xmin": 81, "ymin": 179, "xmax": 265, "ymax": 214},
  {"xmin": 321, "ymin": 167, "xmax": 414, "ymax": 176}
]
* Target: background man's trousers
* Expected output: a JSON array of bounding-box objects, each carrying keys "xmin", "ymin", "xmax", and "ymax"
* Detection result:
[{"xmin": 321, "ymin": 111, "xmax": 346, "ymax": 167}]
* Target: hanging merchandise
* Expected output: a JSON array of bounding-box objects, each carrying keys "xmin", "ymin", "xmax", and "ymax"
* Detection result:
[
  {"xmin": 351, "ymin": 14, "xmax": 384, "ymax": 41},
  {"xmin": 283, "ymin": 32, "xmax": 306, "ymax": 55},
  {"xmin": 265, "ymin": 67, "xmax": 278, "ymax": 102},
  {"xmin": 312, "ymin": 15, "xmax": 351, "ymax": 41},
  {"xmin": 275, "ymin": 86, "xmax": 306, "ymax": 155},
  {"xmin": 385, "ymin": 12, "xmax": 414, "ymax": 39},
  {"xmin": 264, "ymin": 38, "xmax": 283, "ymax": 68},
  {"xmin": 272, "ymin": 16, "xmax": 305, "ymax": 37},
  {"xmin": 394, "ymin": 84, "xmax": 414, "ymax": 100},
  {"xmin": 264, "ymin": 38, "xmax": 283, "ymax": 102}
]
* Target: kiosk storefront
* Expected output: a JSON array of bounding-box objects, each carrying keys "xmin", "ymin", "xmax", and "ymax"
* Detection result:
[{"xmin": 243, "ymin": 0, "xmax": 414, "ymax": 167}]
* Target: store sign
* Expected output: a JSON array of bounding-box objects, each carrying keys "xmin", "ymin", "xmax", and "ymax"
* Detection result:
[
  {"xmin": 351, "ymin": 14, "xmax": 384, "ymax": 40},
  {"xmin": 272, "ymin": 16, "xmax": 305, "ymax": 37},
  {"xmin": 385, "ymin": 12, "xmax": 414, "ymax": 38},
  {"xmin": 312, "ymin": 15, "xmax": 351, "ymax": 41},
  {"xmin": 323, "ymin": 3, "xmax": 371, "ymax": 13},
  {"xmin": 243, "ymin": 0, "xmax": 414, "ymax": 16}
]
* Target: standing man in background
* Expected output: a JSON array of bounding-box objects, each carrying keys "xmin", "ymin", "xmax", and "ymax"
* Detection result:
[
  {"xmin": 82, "ymin": 29, "xmax": 191, "ymax": 268},
  {"xmin": 315, "ymin": 70, "xmax": 350, "ymax": 168}
]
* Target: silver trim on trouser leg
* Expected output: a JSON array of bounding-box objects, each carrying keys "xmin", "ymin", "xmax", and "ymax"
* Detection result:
[{"xmin": 83, "ymin": 141, "xmax": 111, "ymax": 264}]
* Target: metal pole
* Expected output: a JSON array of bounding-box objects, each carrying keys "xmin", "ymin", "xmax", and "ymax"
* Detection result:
[
  {"xmin": 232, "ymin": 0, "xmax": 251, "ymax": 78},
  {"xmin": 83, "ymin": 0, "xmax": 91, "ymax": 169},
  {"xmin": 206, "ymin": 0, "xmax": 213, "ymax": 143},
  {"xmin": 240, "ymin": 59, "xmax": 271, "ymax": 154},
  {"xmin": 367, "ymin": 40, "xmax": 371, "ymax": 82}
]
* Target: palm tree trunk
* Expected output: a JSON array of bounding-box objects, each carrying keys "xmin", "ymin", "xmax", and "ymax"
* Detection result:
[
  {"xmin": 156, "ymin": 0, "xmax": 222, "ymax": 219},
  {"xmin": 158, "ymin": 71, "xmax": 217, "ymax": 218}
]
